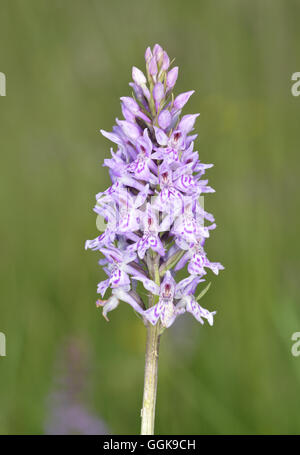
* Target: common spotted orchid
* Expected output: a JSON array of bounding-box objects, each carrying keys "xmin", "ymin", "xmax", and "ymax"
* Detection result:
[{"xmin": 86, "ymin": 44, "xmax": 224, "ymax": 435}]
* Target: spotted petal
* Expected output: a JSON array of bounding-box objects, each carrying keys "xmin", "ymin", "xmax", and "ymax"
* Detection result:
[{"xmin": 132, "ymin": 275, "xmax": 160, "ymax": 295}]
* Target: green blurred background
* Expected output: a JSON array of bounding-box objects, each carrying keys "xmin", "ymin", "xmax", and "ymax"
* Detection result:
[{"xmin": 0, "ymin": 0, "xmax": 299, "ymax": 434}]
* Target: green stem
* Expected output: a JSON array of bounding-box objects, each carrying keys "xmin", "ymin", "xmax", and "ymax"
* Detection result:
[
  {"xmin": 141, "ymin": 251, "xmax": 161, "ymax": 435},
  {"xmin": 140, "ymin": 321, "xmax": 161, "ymax": 435}
]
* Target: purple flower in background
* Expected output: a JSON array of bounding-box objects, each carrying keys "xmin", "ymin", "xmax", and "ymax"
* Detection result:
[
  {"xmin": 86, "ymin": 44, "xmax": 224, "ymax": 329},
  {"xmin": 45, "ymin": 339, "xmax": 109, "ymax": 435}
]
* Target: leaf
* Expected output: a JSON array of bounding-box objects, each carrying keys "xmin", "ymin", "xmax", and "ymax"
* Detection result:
[
  {"xmin": 159, "ymin": 249, "xmax": 185, "ymax": 276},
  {"xmin": 196, "ymin": 282, "xmax": 211, "ymax": 301}
]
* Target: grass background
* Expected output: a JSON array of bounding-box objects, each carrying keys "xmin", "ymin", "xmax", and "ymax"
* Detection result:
[{"xmin": 0, "ymin": 0, "xmax": 300, "ymax": 434}]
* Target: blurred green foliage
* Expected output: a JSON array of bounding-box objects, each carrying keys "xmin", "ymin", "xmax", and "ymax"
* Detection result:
[{"xmin": 0, "ymin": 0, "xmax": 300, "ymax": 434}]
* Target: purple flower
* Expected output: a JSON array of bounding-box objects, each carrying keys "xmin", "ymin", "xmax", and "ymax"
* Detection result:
[
  {"xmin": 177, "ymin": 295, "xmax": 216, "ymax": 326},
  {"xmin": 167, "ymin": 66, "xmax": 178, "ymax": 90},
  {"xmin": 172, "ymin": 90, "xmax": 195, "ymax": 113},
  {"xmin": 132, "ymin": 271, "xmax": 213, "ymax": 328},
  {"xmin": 96, "ymin": 286, "xmax": 145, "ymax": 321},
  {"xmin": 129, "ymin": 203, "xmax": 165, "ymax": 259},
  {"xmin": 152, "ymin": 128, "xmax": 184, "ymax": 163},
  {"xmin": 174, "ymin": 237, "xmax": 224, "ymax": 277},
  {"xmin": 86, "ymin": 44, "xmax": 223, "ymax": 327},
  {"xmin": 127, "ymin": 129, "xmax": 157, "ymax": 181},
  {"xmin": 132, "ymin": 66, "xmax": 147, "ymax": 86},
  {"xmin": 149, "ymin": 57, "xmax": 158, "ymax": 78},
  {"xmin": 96, "ymin": 247, "xmax": 137, "ymax": 296},
  {"xmin": 158, "ymin": 110, "xmax": 171, "ymax": 130},
  {"xmin": 153, "ymin": 82, "xmax": 165, "ymax": 111}
]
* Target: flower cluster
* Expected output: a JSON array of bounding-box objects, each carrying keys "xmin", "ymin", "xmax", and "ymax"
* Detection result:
[{"xmin": 86, "ymin": 44, "xmax": 224, "ymax": 329}]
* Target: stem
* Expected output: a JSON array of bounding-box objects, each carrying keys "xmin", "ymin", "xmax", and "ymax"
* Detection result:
[
  {"xmin": 140, "ymin": 321, "xmax": 160, "ymax": 435},
  {"xmin": 141, "ymin": 251, "xmax": 161, "ymax": 435}
]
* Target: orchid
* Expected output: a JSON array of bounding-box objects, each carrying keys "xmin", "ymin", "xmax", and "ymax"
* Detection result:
[
  {"xmin": 132, "ymin": 271, "xmax": 212, "ymax": 329},
  {"xmin": 86, "ymin": 44, "xmax": 224, "ymax": 435}
]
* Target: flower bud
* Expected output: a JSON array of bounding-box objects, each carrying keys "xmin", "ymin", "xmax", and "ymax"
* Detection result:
[
  {"xmin": 162, "ymin": 51, "xmax": 170, "ymax": 71},
  {"xmin": 178, "ymin": 113, "xmax": 200, "ymax": 135},
  {"xmin": 166, "ymin": 66, "xmax": 178, "ymax": 90},
  {"xmin": 132, "ymin": 66, "xmax": 147, "ymax": 86},
  {"xmin": 149, "ymin": 57, "xmax": 158, "ymax": 77},
  {"xmin": 173, "ymin": 90, "xmax": 195, "ymax": 111},
  {"xmin": 158, "ymin": 110, "xmax": 171, "ymax": 129},
  {"xmin": 145, "ymin": 46, "xmax": 152, "ymax": 63},
  {"xmin": 153, "ymin": 82, "xmax": 164, "ymax": 111},
  {"xmin": 153, "ymin": 44, "xmax": 163, "ymax": 64}
]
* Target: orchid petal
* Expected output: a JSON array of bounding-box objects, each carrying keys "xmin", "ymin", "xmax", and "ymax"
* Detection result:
[{"xmin": 132, "ymin": 276, "xmax": 160, "ymax": 295}]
